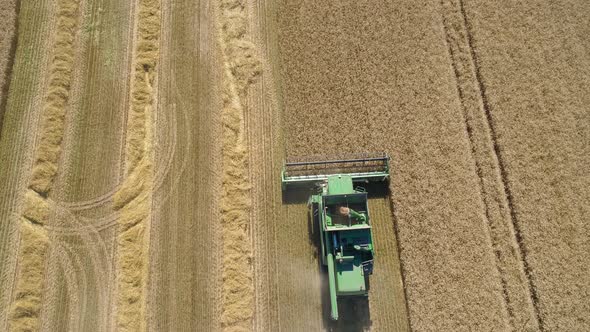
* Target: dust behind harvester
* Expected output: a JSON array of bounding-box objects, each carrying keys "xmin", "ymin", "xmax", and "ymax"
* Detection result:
[{"xmin": 282, "ymin": 153, "xmax": 390, "ymax": 320}]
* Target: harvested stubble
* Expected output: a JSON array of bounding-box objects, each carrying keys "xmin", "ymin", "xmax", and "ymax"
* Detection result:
[
  {"xmin": 8, "ymin": 220, "xmax": 49, "ymax": 332},
  {"xmin": 218, "ymin": 0, "xmax": 261, "ymax": 330},
  {"xmin": 9, "ymin": 191, "xmax": 50, "ymax": 331},
  {"xmin": 462, "ymin": 1, "xmax": 590, "ymax": 330},
  {"xmin": 0, "ymin": 0, "xmax": 55, "ymax": 329},
  {"xmin": 8, "ymin": 1, "xmax": 81, "ymax": 330},
  {"xmin": 113, "ymin": 0, "xmax": 160, "ymax": 331},
  {"xmin": 28, "ymin": 0, "xmax": 80, "ymax": 195},
  {"xmin": 145, "ymin": 0, "xmax": 223, "ymax": 329},
  {"xmin": 0, "ymin": 0, "xmax": 18, "ymax": 132}
]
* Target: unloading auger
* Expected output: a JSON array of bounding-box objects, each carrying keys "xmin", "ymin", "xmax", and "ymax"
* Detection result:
[{"xmin": 281, "ymin": 153, "xmax": 390, "ymax": 320}]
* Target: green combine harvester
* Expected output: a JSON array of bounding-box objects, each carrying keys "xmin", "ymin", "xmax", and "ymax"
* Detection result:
[{"xmin": 281, "ymin": 153, "xmax": 390, "ymax": 320}]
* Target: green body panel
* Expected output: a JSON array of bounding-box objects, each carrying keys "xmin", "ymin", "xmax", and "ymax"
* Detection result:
[
  {"xmin": 335, "ymin": 255, "xmax": 365, "ymax": 294},
  {"xmin": 312, "ymin": 175, "xmax": 375, "ymax": 320},
  {"xmin": 327, "ymin": 253, "xmax": 338, "ymax": 320},
  {"xmin": 327, "ymin": 175, "xmax": 354, "ymax": 194}
]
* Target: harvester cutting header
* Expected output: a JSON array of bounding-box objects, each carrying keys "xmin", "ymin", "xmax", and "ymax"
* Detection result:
[{"xmin": 281, "ymin": 153, "xmax": 390, "ymax": 321}]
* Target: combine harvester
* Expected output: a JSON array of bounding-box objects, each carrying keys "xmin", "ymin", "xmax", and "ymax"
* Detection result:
[{"xmin": 281, "ymin": 153, "xmax": 390, "ymax": 320}]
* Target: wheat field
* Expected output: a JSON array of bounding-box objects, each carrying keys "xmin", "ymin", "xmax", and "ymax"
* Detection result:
[{"xmin": 0, "ymin": 0, "xmax": 588, "ymax": 331}]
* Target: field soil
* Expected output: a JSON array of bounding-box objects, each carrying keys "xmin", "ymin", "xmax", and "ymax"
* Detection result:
[
  {"xmin": 147, "ymin": 0, "xmax": 222, "ymax": 330},
  {"xmin": 0, "ymin": 0, "xmax": 56, "ymax": 329},
  {"xmin": 36, "ymin": 0, "xmax": 134, "ymax": 330},
  {"xmin": 0, "ymin": 0, "xmax": 18, "ymax": 134},
  {"xmin": 0, "ymin": 0, "xmax": 588, "ymax": 332}
]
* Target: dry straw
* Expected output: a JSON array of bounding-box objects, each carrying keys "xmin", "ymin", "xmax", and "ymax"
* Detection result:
[
  {"xmin": 29, "ymin": 0, "xmax": 79, "ymax": 195},
  {"xmin": 9, "ymin": 0, "xmax": 80, "ymax": 330},
  {"xmin": 218, "ymin": 0, "xmax": 261, "ymax": 330},
  {"xmin": 8, "ymin": 219, "xmax": 49, "ymax": 332},
  {"xmin": 22, "ymin": 190, "xmax": 50, "ymax": 225},
  {"xmin": 9, "ymin": 189, "xmax": 51, "ymax": 331},
  {"xmin": 113, "ymin": 0, "xmax": 160, "ymax": 331}
]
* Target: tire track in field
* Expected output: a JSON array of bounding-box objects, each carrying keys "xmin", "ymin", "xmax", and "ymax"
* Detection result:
[
  {"xmin": 39, "ymin": 5, "xmax": 180, "ymax": 324},
  {"xmin": 38, "ymin": 103, "xmax": 177, "ymax": 236},
  {"xmin": 49, "ymin": 237, "xmax": 104, "ymax": 332},
  {"xmin": 7, "ymin": 0, "xmax": 82, "ymax": 330},
  {"xmin": 41, "ymin": 207, "xmax": 115, "ymax": 331},
  {"xmin": 113, "ymin": 0, "xmax": 160, "ymax": 330},
  {"xmin": 0, "ymin": 1, "xmax": 55, "ymax": 328},
  {"xmin": 453, "ymin": 4, "xmax": 544, "ymax": 323},
  {"xmin": 2, "ymin": 1, "xmax": 168, "ymax": 331},
  {"xmin": 21, "ymin": 191, "xmax": 100, "ymax": 332},
  {"xmin": 55, "ymin": 242, "xmax": 85, "ymax": 330},
  {"xmin": 50, "ymin": 242, "xmax": 81, "ymax": 331},
  {"xmin": 440, "ymin": 0, "xmax": 513, "ymax": 322},
  {"xmin": 440, "ymin": 0, "xmax": 540, "ymax": 330},
  {"xmin": 148, "ymin": 34, "xmax": 218, "ymax": 328},
  {"xmin": 40, "ymin": 0, "xmax": 113, "ymax": 329},
  {"xmin": 39, "ymin": 0, "xmax": 136, "ymax": 329},
  {"xmin": 459, "ymin": 2, "xmax": 546, "ymax": 331},
  {"xmin": 460, "ymin": 1, "xmax": 590, "ymax": 329},
  {"xmin": 147, "ymin": 1, "xmax": 223, "ymax": 328}
]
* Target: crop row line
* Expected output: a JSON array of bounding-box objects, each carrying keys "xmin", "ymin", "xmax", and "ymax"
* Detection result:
[
  {"xmin": 456, "ymin": 1, "xmax": 545, "ymax": 330},
  {"xmin": 8, "ymin": 0, "xmax": 82, "ymax": 330},
  {"xmin": 441, "ymin": 0, "xmax": 544, "ymax": 330},
  {"xmin": 112, "ymin": 0, "xmax": 160, "ymax": 330},
  {"xmin": 217, "ymin": 0, "xmax": 262, "ymax": 330},
  {"xmin": 440, "ymin": 0, "xmax": 518, "ymax": 323}
]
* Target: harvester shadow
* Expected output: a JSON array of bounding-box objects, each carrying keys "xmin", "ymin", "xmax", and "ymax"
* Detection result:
[
  {"xmin": 282, "ymin": 183, "xmax": 387, "ymax": 331},
  {"xmin": 281, "ymin": 186, "xmax": 311, "ymax": 205}
]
